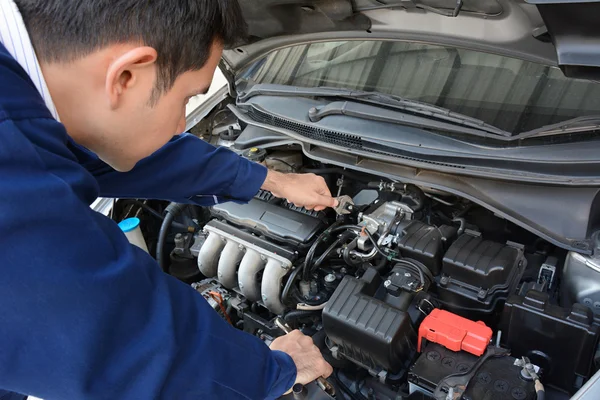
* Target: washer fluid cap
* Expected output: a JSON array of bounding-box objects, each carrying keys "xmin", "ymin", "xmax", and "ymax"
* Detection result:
[{"xmin": 118, "ymin": 217, "xmax": 141, "ymax": 233}]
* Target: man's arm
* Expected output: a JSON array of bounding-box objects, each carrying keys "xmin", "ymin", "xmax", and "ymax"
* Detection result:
[
  {"xmin": 76, "ymin": 133, "xmax": 267, "ymax": 205},
  {"xmin": 75, "ymin": 133, "xmax": 338, "ymax": 209}
]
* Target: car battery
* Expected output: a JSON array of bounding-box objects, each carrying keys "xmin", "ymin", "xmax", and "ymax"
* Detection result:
[{"xmin": 408, "ymin": 342, "xmax": 537, "ymax": 400}]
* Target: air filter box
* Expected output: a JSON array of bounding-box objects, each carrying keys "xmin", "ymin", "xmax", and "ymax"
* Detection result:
[{"xmin": 323, "ymin": 268, "xmax": 417, "ymax": 374}]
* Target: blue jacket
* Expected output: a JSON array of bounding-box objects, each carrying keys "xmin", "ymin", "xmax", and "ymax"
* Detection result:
[{"xmin": 0, "ymin": 42, "xmax": 296, "ymax": 399}]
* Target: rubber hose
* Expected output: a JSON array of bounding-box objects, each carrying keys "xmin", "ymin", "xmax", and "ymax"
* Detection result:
[
  {"xmin": 281, "ymin": 266, "xmax": 303, "ymax": 305},
  {"xmin": 120, "ymin": 200, "xmax": 191, "ymax": 230},
  {"xmin": 312, "ymin": 230, "xmax": 356, "ymax": 271},
  {"xmin": 283, "ymin": 310, "xmax": 321, "ymax": 323},
  {"xmin": 303, "ymin": 223, "xmax": 361, "ymax": 280},
  {"xmin": 453, "ymin": 217, "xmax": 466, "ymax": 235},
  {"xmin": 157, "ymin": 203, "xmax": 187, "ymax": 273}
]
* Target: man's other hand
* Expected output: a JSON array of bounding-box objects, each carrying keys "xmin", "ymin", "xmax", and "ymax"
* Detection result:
[
  {"xmin": 269, "ymin": 330, "xmax": 333, "ymax": 393},
  {"xmin": 261, "ymin": 170, "xmax": 339, "ymax": 211}
]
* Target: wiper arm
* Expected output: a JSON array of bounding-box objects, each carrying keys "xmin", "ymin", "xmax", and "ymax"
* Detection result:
[
  {"xmin": 516, "ymin": 115, "xmax": 600, "ymax": 139},
  {"xmin": 239, "ymin": 84, "xmax": 512, "ymax": 137}
]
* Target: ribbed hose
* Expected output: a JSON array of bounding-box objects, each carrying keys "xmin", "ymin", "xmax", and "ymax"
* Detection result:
[{"xmin": 157, "ymin": 203, "xmax": 188, "ymax": 273}]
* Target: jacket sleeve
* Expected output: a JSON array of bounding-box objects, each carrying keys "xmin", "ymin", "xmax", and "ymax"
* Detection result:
[
  {"xmin": 76, "ymin": 133, "xmax": 268, "ymax": 205},
  {"xmin": 0, "ymin": 126, "xmax": 295, "ymax": 399}
]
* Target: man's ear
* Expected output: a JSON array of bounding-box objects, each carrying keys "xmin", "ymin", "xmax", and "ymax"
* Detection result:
[{"xmin": 105, "ymin": 46, "xmax": 158, "ymax": 109}]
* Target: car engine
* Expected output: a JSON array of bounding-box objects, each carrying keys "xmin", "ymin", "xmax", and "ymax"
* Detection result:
[{"xmin": 118, "ymin": 143, "xmax": 600, "ymax": 400}]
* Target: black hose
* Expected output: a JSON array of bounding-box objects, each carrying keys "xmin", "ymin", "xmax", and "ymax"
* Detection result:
[
  {"xmin": 302, "ymin": 223, "xmax": 362, "ymax": 280},
  {"xmin": 343, "ymin": 237, "xmax": 363, "ymax": 267},
  {"xmin": 536, "ymin": 390, "xmax": 545, "ymax": 400},
  {"xmin": 281, "ymin": 266, "xmax": 303, "ymax": 305},
  {"xmin": 312, "ymin": 230, "xmax": 356, "ymax": 271},
  {"xmin": 283, "ymin": 310, "xmax": 321, "ymax": 323},
  {"xmin": 157, "ymin": 203, "xmax": 188, "ymax": 273}
]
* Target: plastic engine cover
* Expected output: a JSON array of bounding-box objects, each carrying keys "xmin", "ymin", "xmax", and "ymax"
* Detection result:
[
  {"xmin": 323, "ymin": 268, "xmax": 416, "ymax": 373},
  {"xmin": 210, "ymin": 195, "xmax": 324, "ymax": 244},
  {"xmin": 437, "ymin": 232, "xmax": 526, "ymax": 317}
]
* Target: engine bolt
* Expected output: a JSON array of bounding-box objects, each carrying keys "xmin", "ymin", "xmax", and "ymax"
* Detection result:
[
  {"xmin": 384, "ymin": 280, "xmax": 392, "ymax": 288},
  {"xmin": 324, "ymin": 274, "xmax": 336, "ymax": 283},
  {"xmin": 404, "ymin": 272, "xmax": 411, "ymax": 277},
  {"xmin": 238, "ymin": 244, "xmax": 245, "ymax": 251}
]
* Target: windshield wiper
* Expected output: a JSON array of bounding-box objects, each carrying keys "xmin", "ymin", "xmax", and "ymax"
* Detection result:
[
  {"xmin": 239, "ymin": 84, "xmax": 512, "ymax": 138},
  {"xmin": 516, "ymin": 115, "xmax": 600, "ymax": 139}
]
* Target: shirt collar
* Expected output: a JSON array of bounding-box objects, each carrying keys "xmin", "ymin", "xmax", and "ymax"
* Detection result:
[{"xmin": 0, "ymin": 0, "xmax": 60, "ymax": 121}]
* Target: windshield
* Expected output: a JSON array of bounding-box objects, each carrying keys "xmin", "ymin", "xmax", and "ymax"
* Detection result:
[{"xmin": 240, "ymin": 40, "xmax": 600, "ymax": 134}]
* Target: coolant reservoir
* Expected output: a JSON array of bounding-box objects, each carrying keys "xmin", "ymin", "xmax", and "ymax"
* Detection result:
[{"xmin": 118, "ymin": 217, "xmax": 149, "ymax": 253}]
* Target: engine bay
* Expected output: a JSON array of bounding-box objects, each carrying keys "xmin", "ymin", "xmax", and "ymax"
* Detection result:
[{"xmin": 114, "ymin": 122, "xmax": 600, "ymax": 400}]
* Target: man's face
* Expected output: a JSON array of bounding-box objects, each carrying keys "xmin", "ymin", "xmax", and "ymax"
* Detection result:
[{"xmin": 80, "ymin": 41, "xmax": 224, "ymax": 172}]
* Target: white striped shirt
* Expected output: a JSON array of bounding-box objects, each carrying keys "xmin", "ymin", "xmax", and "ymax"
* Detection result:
[{"xmin": 0, "ymin": 0, "xmax": 60, "ymax": 120}]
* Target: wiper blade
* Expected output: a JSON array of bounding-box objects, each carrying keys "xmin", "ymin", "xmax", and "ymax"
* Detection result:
[
  {"xmin": 239, "ymin": 84, "xmax": 512, "ymax": 137},
  {"xmin": 517, "ymin": 115, "xmax": 600, "ymax": 139}
]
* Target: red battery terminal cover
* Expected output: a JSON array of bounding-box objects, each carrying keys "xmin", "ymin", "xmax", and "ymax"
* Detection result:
[{"xmin": 418, "ymin": 309, "xmax": 493, "ymax": 356}]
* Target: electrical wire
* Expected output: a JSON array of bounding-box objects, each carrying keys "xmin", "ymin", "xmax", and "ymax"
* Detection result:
[
  {"xmin": 266, "ymin": 158, "xmax": 297, "ymax": 172},
  {"xmin": 207, "ymin": 291, "xmax": 233, "ymax": 325},
  {"xmin": 297, "ymin": 302, "xmax": 328, "ymax": 311},
  {"xmin": 363, "ymin": 229, "xmax": 429, "ymax": 289}
]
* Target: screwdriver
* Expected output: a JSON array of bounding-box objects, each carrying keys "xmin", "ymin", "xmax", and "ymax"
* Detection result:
[{"xmin": 274, "ymin": 318, "xmax": 336, "ymax": 396}]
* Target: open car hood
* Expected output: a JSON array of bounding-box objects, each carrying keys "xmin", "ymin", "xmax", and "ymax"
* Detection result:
[{"xmin": 223, "ymin": 0, "xmax": 600, "ymax": 80}]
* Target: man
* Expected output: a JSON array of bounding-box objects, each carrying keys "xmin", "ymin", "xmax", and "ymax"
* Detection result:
[{"xmin": 0, "ymin": 0, "xmax": 336, "ymax": 399}]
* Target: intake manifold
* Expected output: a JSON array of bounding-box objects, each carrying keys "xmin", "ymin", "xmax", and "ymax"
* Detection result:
[{"xmin": 197, "ymin": 220, "xmax": 293, "ymax": 315}]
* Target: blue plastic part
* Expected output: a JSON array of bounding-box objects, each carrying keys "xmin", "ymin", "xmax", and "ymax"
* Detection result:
[{"xmin": 118, "ymin": 217, "xmax": 140, "ymax": 233}]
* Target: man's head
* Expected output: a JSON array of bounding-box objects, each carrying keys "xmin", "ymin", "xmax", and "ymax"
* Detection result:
[{"xmin": 15, "ymin": 0, "xmax": 247, "ymax": 171}]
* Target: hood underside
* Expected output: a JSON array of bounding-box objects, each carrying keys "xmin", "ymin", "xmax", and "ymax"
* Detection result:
[{"xmin": 224, "ymin": 0, "xmax": 600, "ymax": 80}]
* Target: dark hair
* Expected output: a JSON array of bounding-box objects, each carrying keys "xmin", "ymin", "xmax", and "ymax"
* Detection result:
[{"xmin": 15, "ymin": 0, "xmax": 247, "ymax": 100}]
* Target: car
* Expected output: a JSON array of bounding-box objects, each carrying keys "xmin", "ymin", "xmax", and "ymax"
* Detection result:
[{"xmin": 111, "ymin": 1, "xmax": 600, "ymax": 399}]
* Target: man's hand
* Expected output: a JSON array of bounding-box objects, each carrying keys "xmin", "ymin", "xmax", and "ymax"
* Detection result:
[
  {"xmin": 261, "ymin": 170, "xmax": 339, "ymax": 211},
  {"xmin": 270, "ymin": 330, "xmax": 333, "ymax": 393}
]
